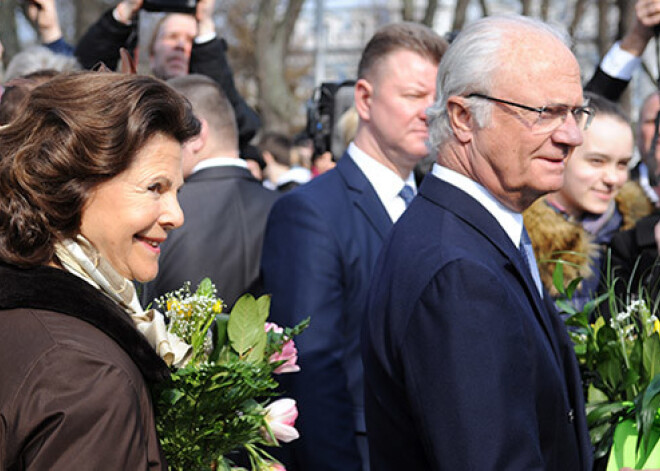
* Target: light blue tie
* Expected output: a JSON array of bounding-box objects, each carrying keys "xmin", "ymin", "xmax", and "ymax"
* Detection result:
[
  {"xmin": 519, "ymin": 227, "xmax": 544, "ymax": 298},
  {"xmin": 399, "ymin": 184, "xmax": 415, "ymax": 208}
]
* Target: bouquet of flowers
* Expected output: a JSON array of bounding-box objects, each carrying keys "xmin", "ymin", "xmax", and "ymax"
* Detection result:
[
  {"xmin": 151, "ymin": 278, "xmax": 308, "ymax": 471},
  {"xmin": 554, "ymin": 260, "xmax": 660, "ymax": 469}
]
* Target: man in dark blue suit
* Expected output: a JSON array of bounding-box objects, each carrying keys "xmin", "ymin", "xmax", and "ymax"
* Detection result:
[
  {"xmin": 363, "ymin": 15, "xmax": 593, "ymax": 470},
  {"xmin": 260, "ymin": 23, "xmax": 447, "ymax": 471}
]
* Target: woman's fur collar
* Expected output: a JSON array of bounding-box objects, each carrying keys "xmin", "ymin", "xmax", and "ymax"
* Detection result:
[
  {"xmin": 523, "ymin": 182, "xmax": 653, "ymax": 297},
  {"xmin": 0, "ymin": 262, "xmax": 170, "ymax": 383}
]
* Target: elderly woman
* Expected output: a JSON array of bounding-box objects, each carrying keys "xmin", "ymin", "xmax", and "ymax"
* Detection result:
[
  {"xmin": 524, "ymin": 92, "xmax": 653, "ymax": 310},
  {"xmin": 0, "ymin": 71, "xmax": 199, "ymax": 469}
]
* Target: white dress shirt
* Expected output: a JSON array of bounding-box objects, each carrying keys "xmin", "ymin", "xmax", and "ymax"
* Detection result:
[
  {"xmin": 431, "ymin": 163, "xmax": 524, "ymax": 249},
  {"xmin": 191, "ymin": 156, "xmax": 248, "ymax": 175},
  {"xmin": 348, "ymin": 142, "xmax": 417, "ymax": 223}
]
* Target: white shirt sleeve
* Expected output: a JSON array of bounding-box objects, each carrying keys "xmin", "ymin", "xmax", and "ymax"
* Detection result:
[{"xmin": 599, "ymin": 41, "xmax": 642, "ymax": 81}]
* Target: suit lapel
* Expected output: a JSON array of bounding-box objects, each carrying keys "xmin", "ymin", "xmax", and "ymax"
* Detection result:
[
  {"xmin": 419, "ymin": 175, "xmax": 562, "ymax": 363},
  {"xmin": 336, "ymin": 153, "xmax": 393, "ymax": 239}
]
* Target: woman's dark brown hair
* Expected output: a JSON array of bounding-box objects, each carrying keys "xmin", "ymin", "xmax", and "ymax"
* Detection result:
[{"xmin": 0, "ymin": 71, "xmax": 200, "ymax": 267}]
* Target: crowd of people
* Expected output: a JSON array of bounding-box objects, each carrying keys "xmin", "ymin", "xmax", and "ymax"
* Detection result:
[{"xmin": 5, "ymin": 0, "xmax": 660, "ymax": 469}]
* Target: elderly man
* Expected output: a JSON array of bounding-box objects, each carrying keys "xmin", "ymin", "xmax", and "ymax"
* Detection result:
[
  {"xmin": 362, "ymin": 15, "xmax": 593, "ymax": 470},
  {"xmin": 261, "ymin": 22, "xmax": 447, "ymax": 471}
]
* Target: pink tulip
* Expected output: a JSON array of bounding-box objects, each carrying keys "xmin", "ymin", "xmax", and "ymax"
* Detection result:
[
  {"xmin": 265, "ymin": 323, "xmax": 300, "ymax": 374},
  {"xmin": 265, "ymin": 463, "xmax": 286, "ymax": 471},
  {"xmin": 263, "ymin": 398, "xmax": 299, "ymax": 444}
]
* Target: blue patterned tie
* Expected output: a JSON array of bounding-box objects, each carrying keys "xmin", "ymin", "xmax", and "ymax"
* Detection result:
[
  {"xmin": 399, "ymin": 184, "xmax": 415, "ymax": 208},
  {"xmin": 519, "ymin": 226, "xmax": 544, "ymax": 298}
]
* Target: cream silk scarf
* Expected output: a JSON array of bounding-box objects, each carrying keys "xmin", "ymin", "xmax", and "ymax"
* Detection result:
[{"xmin": 54, "ymin": 235, "xmax": 191, "ymax": 367}]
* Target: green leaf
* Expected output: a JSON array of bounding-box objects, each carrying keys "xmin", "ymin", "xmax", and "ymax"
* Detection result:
[
  {"xmin": 639, "ymin": 374, "xmax": 660, "ymax": 457},
  {"xmin": 565, "ymin": 276, "xmax": 583, "ymax": 300},
  {"xmin": 246, "ymin": 327, "xmax": 267, "ymax": 363},
  {"xmin": 195, "ymin": 277, "xmax": 215, "ymax": 297},
  {"xmin": 210, "ymin": 314, "xmax": 230, "ymax": 363},
  {"xmin": 552, "ymin": 262, "xmax": 566, "ymax": 296},
  {"xmin": 160, "ymin": 388, "xmax": 185, "ymax": 406},
  {"xmin": 256, "ymin": 295, "xmax": 271, "ymax": 325},
  {"xmin": 644, "ymin": 335, "xmax": 660, "ymax": 383},
  {"xmin": 228, "ymin": 295, "xmax": 265, "ymax": 357}
]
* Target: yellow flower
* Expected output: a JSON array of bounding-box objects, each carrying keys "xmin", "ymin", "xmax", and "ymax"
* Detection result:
[
  {"xmin": 212, "ymin": 300, "xmax": 223, "ymax": 314},
  {"xmin": 654, "ymin": 318, "xmax": 660, "ymax": 336},
  {"xmin": 167, "ymin": 299, "xmax": 179, "ymax": 312}
]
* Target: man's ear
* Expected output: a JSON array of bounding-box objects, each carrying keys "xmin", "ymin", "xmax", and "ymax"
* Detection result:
[
  {"xmin": 354, "ymin": 78, "xmax": 374, "ymax": 121},
  {"xmin": 193, "ymin": 118, "xmax": 209, "ymax": 153},
  {"xmin": 447, "ymin": 96, "xmax": 474, "ymax": 144}
]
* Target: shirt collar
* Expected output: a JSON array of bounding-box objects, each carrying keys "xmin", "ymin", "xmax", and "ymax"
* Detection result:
[
  {"xmin": 192, "ymin": 156, "xmax": 248, "ymax": 175},
  {"xmin": 431, "ymin": 163, "xmax": 523, "ymax": 248},
  {"xmin": 348, "ymin": 142, "xmax": 416, "ymax": 221}
]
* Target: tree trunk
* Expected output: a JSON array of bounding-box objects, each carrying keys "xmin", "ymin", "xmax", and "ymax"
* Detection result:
[
  {"xmin": 73, "ymin": 0, "xmax": 108, "ymax": 42},
  {"xmin": 1, "ymin": 0, "xmax": 22, "ymax": 68},
  {"xmin": 254, "ymin": 0, "xmax": 305, "ymax": 133},
  {"xmin": 541, "ymin": 0, "xmax": 550, "ymax": 21},
  {"xmin": 401, "ymin": 0, "xmax": 415, "ymax": 22},
  {"xmin": 568, "ymin": 0, "xmax": 589, "ymax": 42},
  {"xmin": 597, "ymin": 0, "xmax": 609, "ymax": 57},
  {"xmin": 521, "ymin": 0, "xmax": 532, "ymax": 16},
  {"xmin": 478, "ymin": 0, "xmax": 489, "ymax": 17},
  {"xmin": 422, "ymin": 0, "xmax": 439, "ymax": 27},
  {"xmin": 452, "ymin": 0, "xmax": 470, "ymax": 32}
]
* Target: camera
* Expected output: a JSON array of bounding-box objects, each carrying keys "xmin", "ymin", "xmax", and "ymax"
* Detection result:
[
  {"xmin": 305, "ymin": 80, "xmax": 355, "ymax": 158},
  {"xmin": 142, "ymin": 0, "xmax": 198, "ymax": 14}
]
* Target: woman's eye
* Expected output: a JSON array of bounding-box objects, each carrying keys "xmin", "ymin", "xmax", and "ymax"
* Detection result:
[{"xmin": 148, "ymin": 183, "xmax": 163, "ymax": 193}]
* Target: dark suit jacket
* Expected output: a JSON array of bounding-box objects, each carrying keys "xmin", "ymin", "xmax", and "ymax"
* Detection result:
[
  {"xmin": 261, "ymin": 153, "xmax": 392, "ymax": 470},
  {"xmin": 142, "ymin": 165, "xmax": 278, "ymax": 309},
  {"xmin": 610, "ymin": 211, "xmax": 660, "ymax": 300},
  {"xmin": 584, "ymin": 66, "xmax": 630, "ymax": 102},
  {"xmin": 363, "ymin": 175, "xmax": 592, "ymax": 470}
]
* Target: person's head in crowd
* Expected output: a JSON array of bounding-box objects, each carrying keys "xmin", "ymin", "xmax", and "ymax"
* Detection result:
[
  {"xmin": 241, "ymin": 144, "xmax": 266, "ymax": 181},
  {"xmin": 3, "ymin": 45, "xmax": 79, "ymax": 83},
  {"xmin": 258, "ymin": 131, "xmax": 311, "ymax": 191},
  {"xmin": 292, "ymin": 133, "xmax": 313, "ymax": 170},
  {"xmin": 168, "ymin": 74, "xmax": 238, "ymax": 178},
  {"xmin": 353, "ymin": 22, "xmax": 448, "ymax": 179},
  {"xmin": 149, "ymin": 13, "xmax": 198, "ymax": 80},
  {"xmin": 638, "ymin": 91, "xmax": 660, "ymax": 180},
  {"xmin": 0, "ymin": 69, "xmax": 59, "ymax": 126},
  {"xmin": 259, "ymin": 132, "xmax": 293, "ymax": 178},
  {"xmin": 427, "ymin": 15, "xmax": 589, "ymax": 213},
  {"xmin": 546, "ymin": 92, "xmax": 632, "ymax": 218},
  {"xmin": 0, "ymin": 71, "xmax": 200, "ymax": 282},
  {"xmin": 337, "ymin": 106, "xmax": 359, "ymax": 152}
]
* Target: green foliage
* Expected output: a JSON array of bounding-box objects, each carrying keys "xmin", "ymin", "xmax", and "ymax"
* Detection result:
[
  {"xmin": 554, "ymin": 255, "xmax": 660, "ymax": 464},
  {"xmin": 153, "ymin": 278, "xmax": 308, "ymax": 471}
]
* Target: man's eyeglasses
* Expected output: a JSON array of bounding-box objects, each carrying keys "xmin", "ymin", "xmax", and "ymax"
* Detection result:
[{"xmin": 466, "ymin": 93, "xmax": 594, "ymax": 134}]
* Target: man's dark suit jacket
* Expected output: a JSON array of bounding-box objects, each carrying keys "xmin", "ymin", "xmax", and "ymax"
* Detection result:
[
  {"xmin": 142, "ymin": 165, "xmax": 278, "ymax": 309},
  {"xmin": 584, "ymin": 66, "xmax": 629, "ymax": 102},
  {"xmin": 363, "ymin": 175, "xmax": 593, "ymax": 470},
  {"xmin": 261, "ymin": 153, "xmax": 392, "ymax": 470}
]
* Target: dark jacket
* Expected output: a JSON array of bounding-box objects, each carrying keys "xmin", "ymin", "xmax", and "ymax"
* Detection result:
[
  {"xmin": 74, "ymin": 9, "xmax": 260, "ymax": 152},
  {"xmin": 141, "ymin": 165, "xmax": 278, "ymax": 310},
  {"xmin": 0, "ymin": 262, "xmax": 169, "ymax": 470},
  {"xmin": 363, "ymin": 175, "xmax": 592, "ymax": 470},
  {"xmin": 260, "ymin": 153, "xmax": 393, "ymax": 470},
  {"xmin": 610, "ymin": 211, "xmax": 660, "ymax": 301}
]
